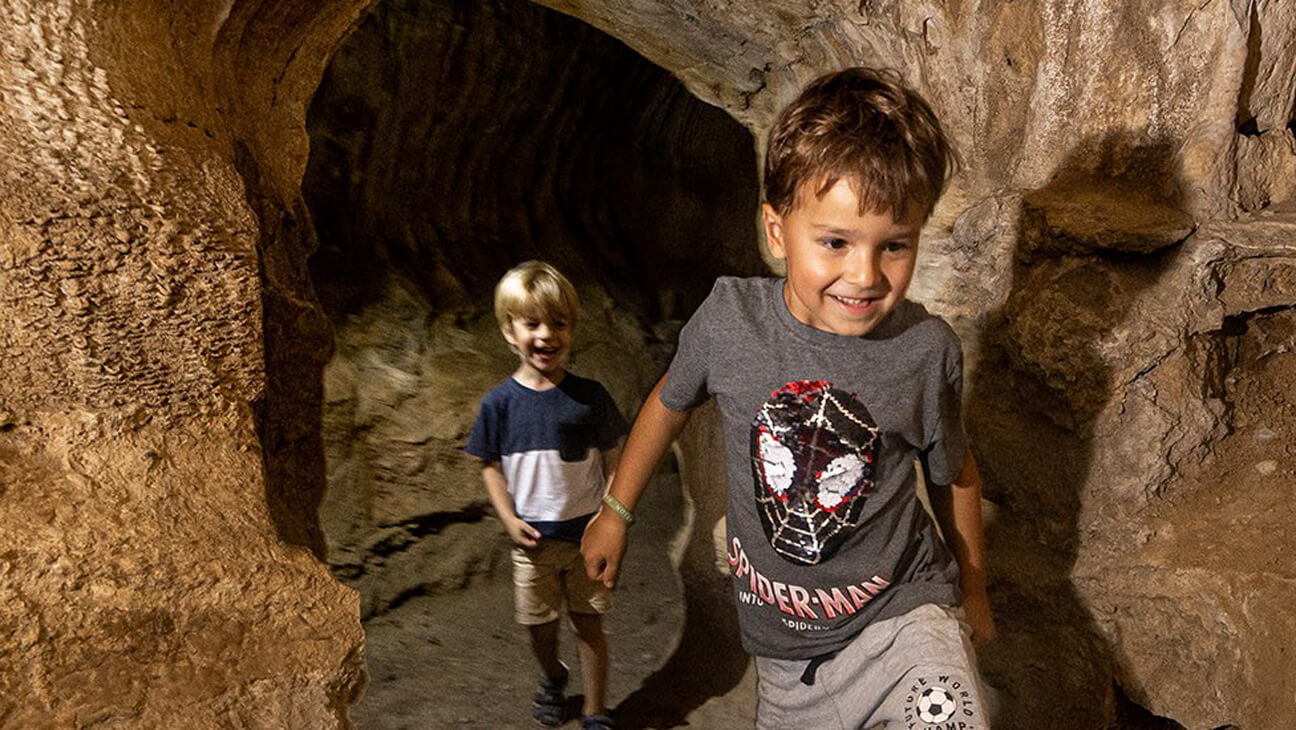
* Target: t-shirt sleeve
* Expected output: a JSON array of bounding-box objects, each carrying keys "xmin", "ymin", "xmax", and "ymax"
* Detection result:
[
  {"xmin": 658, "ymin": 284, "xmax": 718, "ymax": 412},
  {"xmin": 920, "ymin": 336, "xmax": 969, "ymax": 485},
  {"xmin": 593, "ymin": 383, "xmax": 629, "ymax": 449},
  {"xmin": 463, "ymin": 393, "xmax": 500, "ymax": 462}
]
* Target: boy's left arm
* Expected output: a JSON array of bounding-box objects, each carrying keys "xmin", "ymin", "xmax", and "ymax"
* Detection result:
[{"xmin": 928, "ymin": 453, "xmax": 996, "ymax": 646}]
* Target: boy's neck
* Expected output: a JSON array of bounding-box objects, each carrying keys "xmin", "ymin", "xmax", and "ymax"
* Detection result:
[{"xmin": 512, "ymin": 364, "xmax": 566, "ymax": 391}]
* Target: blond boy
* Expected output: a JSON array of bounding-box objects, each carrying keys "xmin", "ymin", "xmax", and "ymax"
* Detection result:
[{"xmin": 466, "ymin": 261, "xmax": 626, "ymax": 729}]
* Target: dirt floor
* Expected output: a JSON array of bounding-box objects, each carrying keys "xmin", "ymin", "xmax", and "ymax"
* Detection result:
[{"xmin": 351, "ymin": 474, "xmax": 757, "ymax": 729}]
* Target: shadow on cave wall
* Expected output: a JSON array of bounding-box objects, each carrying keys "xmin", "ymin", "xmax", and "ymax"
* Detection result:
[
  {"xmin": 613, "ymin": 402, "xmax": 749, "ymax": 729},
  {"xmin": 970, "ymin": 131, "xmax": 1194, "ymax": 728},
  {"xmin": 236, "ymin": 138, "xmax": 333, "ymax": 561},
  {"xmin": 301, "ymin": 0, "xmax": 762, "ymax": 724}
]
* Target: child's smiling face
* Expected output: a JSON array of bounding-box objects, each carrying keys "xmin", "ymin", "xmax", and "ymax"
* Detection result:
[
  {"xmin": 763, "ymin": 178, "xmax": 922, "ymax": 338},
  {"xmin": 503, "ymin": 313, "xmax": 572, "ymax": 377}
]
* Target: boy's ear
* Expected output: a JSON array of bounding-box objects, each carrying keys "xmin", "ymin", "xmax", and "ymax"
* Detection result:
[
  {"xmin": 500, "ymin": 321, "xmax": 518, "ymax": 350},
  {"xmin": 761, "ymin": 202, "xmax": 787, "ymax": 260}
]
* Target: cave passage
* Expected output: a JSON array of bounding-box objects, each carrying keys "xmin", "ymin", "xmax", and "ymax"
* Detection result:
[{"xmin": 301, "ymin": 0, "xmax": 762, "ymax": 726}]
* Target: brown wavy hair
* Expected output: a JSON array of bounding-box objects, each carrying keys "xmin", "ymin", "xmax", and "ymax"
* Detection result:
[{"xmin": 763, "ymin": 67, "xmax": 956, "ymax": 221}]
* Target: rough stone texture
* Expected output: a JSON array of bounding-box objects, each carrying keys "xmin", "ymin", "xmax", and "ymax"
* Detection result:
[
  {"xmin": 954, "ymin": 208, "xmax": 1296, "ymax": 728},
  {"xmin": 304, "ymin": 0, "xmax": 764, "ymax": 320},
  {"xmin": 0, "ymin": 0, "xmax": 369, "ymax": 725},
  {"xmin": 0, "ymin": 411, "xmax": 363, "ymax": 727},
  {"xmin": 1236, "ymin": 128, "xmax": 1296, "ymax": 212},
  {"xmin": 539, "ymin": 0, "xmax": 1289, "ymax": 221},
  {"xmin": 1071, "ymin": 215, "xmax": 1296, "ymax": 729},
  {"xmin": 3, "ymin": 0, "xmax": 1295, "ymax": 726}
]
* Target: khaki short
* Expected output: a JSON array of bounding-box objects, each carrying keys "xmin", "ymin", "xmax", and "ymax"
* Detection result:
[{"xmin": 512, "ymin": 540, "xmax": 612, "ymax": 625}]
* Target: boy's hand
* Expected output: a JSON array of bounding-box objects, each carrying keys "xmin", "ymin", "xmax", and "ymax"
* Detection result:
[
  {"xmin": 504, "ymin": 515, "xmax": 541, "ymax": 549},
  {"xmin": 962, "ymin": 586, "xmax": 997, "ymax": 646},
  {"xmin": 581, "ymin": 510, "xmax": 628, "ymax": 589}
]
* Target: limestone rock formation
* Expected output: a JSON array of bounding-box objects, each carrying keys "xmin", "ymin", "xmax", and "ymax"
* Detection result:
[
  {"xmin": 1072, "ymin": 216, "xmax": 1296, "ymax": 728},
  {"xmin": 2, "ymin": 0, "xmax": 1294, "ymax": 726},
  {"xmin": 0, "ymin": 0, "xmax": 371, "ymax": 725}
]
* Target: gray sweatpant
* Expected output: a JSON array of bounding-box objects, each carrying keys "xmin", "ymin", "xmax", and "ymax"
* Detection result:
[{"xmin": 754, "ymin": 603, "xmax": 989, "ymax": 730}]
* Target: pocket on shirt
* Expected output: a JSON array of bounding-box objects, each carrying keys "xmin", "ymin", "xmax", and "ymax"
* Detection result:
[{"xmin": 557, "ymin": 421, "xmax": 594, "ymax": 462}]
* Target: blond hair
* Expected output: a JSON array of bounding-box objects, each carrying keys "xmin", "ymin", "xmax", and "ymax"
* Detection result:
[{"xmin": 493, "ymin": 260, "xmax": 580, "ymax": 330}]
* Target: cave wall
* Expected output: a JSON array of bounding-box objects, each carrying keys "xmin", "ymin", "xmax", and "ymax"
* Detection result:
[
  {"xmin": 1, "ymin": 0, "xmax": 1294, "ymax": 727},
  {"xmin": 0, "ymin": 0, "xmax": 372, "ymax": 725},
  {"xmin": 306, "ymin": 0, "xmax": 764, "ymax": 319},
  {"xmin": 539, "ymin": 0, "xmax": 1294, "ymax": 222}
]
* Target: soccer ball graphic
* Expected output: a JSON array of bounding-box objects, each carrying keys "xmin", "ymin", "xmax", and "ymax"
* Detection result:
[{"xmin": 917, "ymin": 686, "xmax": 957, "ymax": 723}]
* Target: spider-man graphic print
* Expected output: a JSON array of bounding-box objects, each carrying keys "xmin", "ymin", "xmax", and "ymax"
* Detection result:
[{"xmin": 750, "ymin": 380, "xmax": 881, "ymax": 565}]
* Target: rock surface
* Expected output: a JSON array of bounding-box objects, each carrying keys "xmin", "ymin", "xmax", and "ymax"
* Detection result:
[
  {"xmin": 0, "ymin": 0, "xmax": 370, "ymax": 725},
  {"xmin": 2, "ymin": 0, "xmax": 1294, "ymax": 726},
  {"xmin": 304, "ymin": 0, "xmax": 765, "ymax": 320},
  {"xmin": 1075, "ymin": 215, "xmax": 1296, "ymax": 728}
]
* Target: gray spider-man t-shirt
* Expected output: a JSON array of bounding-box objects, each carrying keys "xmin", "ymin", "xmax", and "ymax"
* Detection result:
[{"xmin": 659, "ymin": 277, "xmax": 967, "ymax": 660}]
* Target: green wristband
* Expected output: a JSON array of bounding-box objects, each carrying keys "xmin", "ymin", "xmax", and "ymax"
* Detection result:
[{"xmin": 602, "ymin": 494, "xmax": 635, "ymax": 526}]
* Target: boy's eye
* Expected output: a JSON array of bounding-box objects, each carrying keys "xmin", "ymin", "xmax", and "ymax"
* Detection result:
[
  {"xmin": 884, "ymin": 240, "xmax": 912, "ymax": 253},
  {"xmin": 821, "ymin": 237, "xmax": 848, "ymax": 250},
  {"xmin": 519, "ymin": 318, "xmax": 567, "ymax": 332}
]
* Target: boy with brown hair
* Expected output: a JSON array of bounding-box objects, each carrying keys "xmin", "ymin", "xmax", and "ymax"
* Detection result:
[
  {"xmin": 583, "ymin": 68, "xmax": 995, "ymax": 728},
  {"xmin": 466, "ymin": 261, "xmax": 627, "ymax": 729}
]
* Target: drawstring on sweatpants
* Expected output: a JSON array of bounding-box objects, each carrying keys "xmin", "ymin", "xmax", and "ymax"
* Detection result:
[{"xmin": 799, "ymin": 651, "xmax": 837, "ymax": 686}]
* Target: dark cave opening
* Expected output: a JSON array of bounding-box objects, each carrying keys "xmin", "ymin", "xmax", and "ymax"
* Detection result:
[
  {"xmin": 304, "ymin": 0, "xmax": 763, "ymax": 322},
  {"xmin": 300, "ymin": 0, "xmax": 762, "ymax": 725}
]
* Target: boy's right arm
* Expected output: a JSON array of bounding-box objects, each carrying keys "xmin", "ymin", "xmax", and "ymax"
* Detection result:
[
  {"xmin": 482, "ymin": 461, "xmax": 541, "ymax": 548},
  {"xmin": 582, "ymin": 375, "xmax": 692, "ymax": 588}
]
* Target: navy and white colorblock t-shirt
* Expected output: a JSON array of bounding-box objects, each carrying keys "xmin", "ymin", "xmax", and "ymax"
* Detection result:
[{"xmin": 465, "ymin": 374, "xmax": 628, "ymax": 542}]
